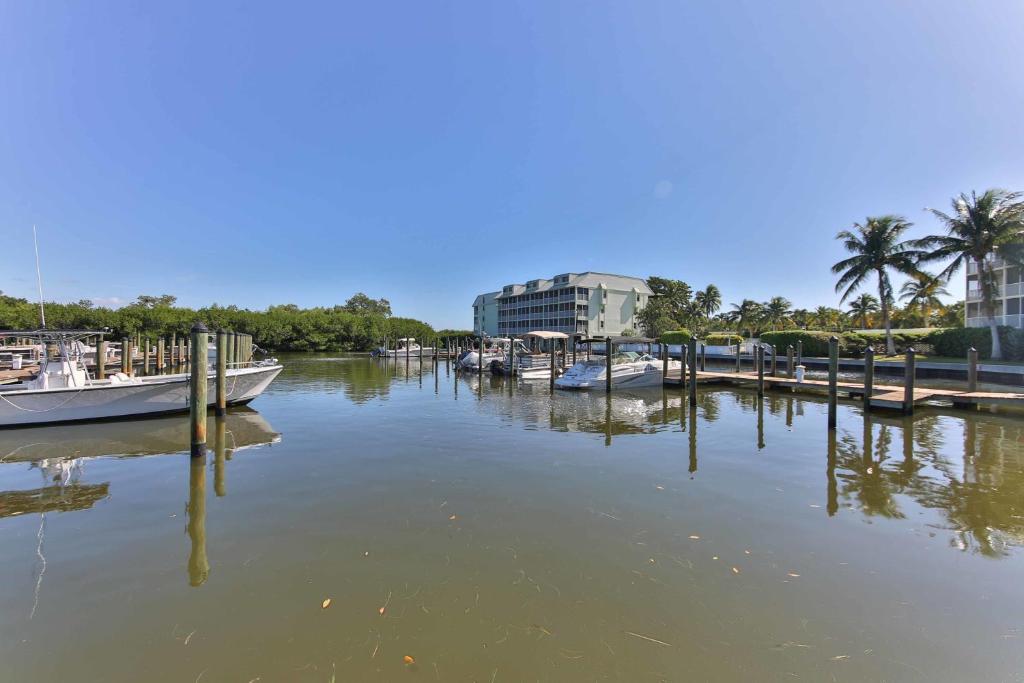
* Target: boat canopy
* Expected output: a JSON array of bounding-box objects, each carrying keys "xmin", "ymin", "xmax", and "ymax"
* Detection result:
[
  {"xmin": 0, "ymin": 329, "xmax": 110, "ymax": 339},
  {"xmin": 523, "ymin": 331, "xmax": 569, "ymax": 340},
  {"xmin": 579, "ymin": 336, "xmax": 656, "ymax": 344}
]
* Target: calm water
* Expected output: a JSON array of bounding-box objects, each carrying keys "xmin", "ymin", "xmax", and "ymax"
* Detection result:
[{"xmin": 1, "ymin": 354, "xmax": 1023, "ymax": 682}]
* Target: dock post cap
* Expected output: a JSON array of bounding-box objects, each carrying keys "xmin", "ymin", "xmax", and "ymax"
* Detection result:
[
  {"xmin": 191, "ymin": 322, "xmax": 209, "ymax": 333},
  {"xmin": 829, "ymin": 335, "xmax": 838, "ymax": 341},
  {"xmin": 906, "ymin": 346, "xmax": 915, "ymax": 353},
  {"xmin": 968, "ymin": 346, "xmax": 976, "ymax": 352}
]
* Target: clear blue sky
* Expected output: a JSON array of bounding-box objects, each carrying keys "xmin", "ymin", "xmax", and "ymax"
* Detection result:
[{"xmin": 2, "ymin": 1, "xmax": 1022, "ymax": 328}]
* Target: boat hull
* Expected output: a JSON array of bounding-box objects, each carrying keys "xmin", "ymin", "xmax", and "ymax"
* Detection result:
[{"xmin": 0, "ymin": 365, "xmax": 282, "ymax": 427}]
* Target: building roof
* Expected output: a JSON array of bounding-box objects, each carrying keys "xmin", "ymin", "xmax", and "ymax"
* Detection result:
[{"xmin": 494, "ymin": 272, "xmax": 652, "ymax": 299}]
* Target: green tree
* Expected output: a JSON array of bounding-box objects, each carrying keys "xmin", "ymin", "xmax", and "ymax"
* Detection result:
[
  {"xmin": 847, "ymin": 293, "xmax": 880, "ymax": 329},
  {"xmin": 762, "ymin": 296, "xmax": 792, "ymax": 331},
  {"xmin": 342, "ymin": 292, "xmax": 392, "ymax": 317},
  {"xmin": 832, "ymin": 215, "xmax": 921, "ymax": 354},
  {"xmin": 638, "ymin": 277, "xmax": 694, "ymax": 336},
  {"xmin": 914, "ymin": 189, "xmax": 1024, "ymax": 359},
  {"xmin": 728, "ymin": 299, "xmax": 763, "ymax": 337},
  {"xmin": 693, "ymin": 285, "xmax": 722, "ymax": 324},
  {"xmin": 899, "ymin": 274, "xmax": 950, "ymax": 329}
]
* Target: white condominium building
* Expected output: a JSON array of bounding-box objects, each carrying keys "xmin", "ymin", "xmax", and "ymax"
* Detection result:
[
  {"xmin": 966, "ymin": 258, "xmax": 1023, "ymax": 329},
  {"xmin": 473, "ymin": 272, "xmax": 653, "ymax": 338}
]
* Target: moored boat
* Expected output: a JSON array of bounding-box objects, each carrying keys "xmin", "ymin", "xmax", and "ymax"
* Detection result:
[{"xmin": 0, "ymin": 329, "xmax": 282, "ymax": 427}]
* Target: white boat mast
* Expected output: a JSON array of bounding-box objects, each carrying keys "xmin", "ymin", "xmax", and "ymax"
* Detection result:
[{"xmin": 32, "ymin": 225, "xmax": 46, "ymax": 329}]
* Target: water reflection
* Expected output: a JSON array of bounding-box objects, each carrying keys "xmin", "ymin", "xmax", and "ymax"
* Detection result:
[
  {"xmin": 187, "ymin": 454, "xmax": 209, "ymax": 586},
  {"xmin": 827, "ymin": 412, "xmax": 1024, "ymax": 556}
]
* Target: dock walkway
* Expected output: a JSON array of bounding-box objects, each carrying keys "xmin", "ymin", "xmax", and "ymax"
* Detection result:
[{"xmin": 664, "ymin": 369, "xmax": 1024, "ymax": 411}]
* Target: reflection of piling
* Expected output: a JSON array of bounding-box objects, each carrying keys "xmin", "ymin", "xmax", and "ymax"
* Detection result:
[
  {"xmin": 757, "ymin": 399, "xmax": 765, "ymax": 449},
  {"xmin": 826, "ymin": 430, "xmax": 838, "ymax": 516},
  {"xmin": 215, "ymin": 329, "xmax": 227, "ymax": 416},
  {"xmin": 189, "ymin": 323, "xmax": 209, "ymax": 458},
  {"xmin": 903, "ymin": 347, "xmax": 916, "ymax": 415},
  {"xmin": 187, "ymin": 453, "xmax": 209, "ymax": 586},
  {"xmin": 827, "ymin": 336, "xmax": 838, "ymax": 430},
  {"xmin": 214, "ymin": 417, "xmax": 227, "ymax": 497},
  {"xmin": 688, "ymin": 403, "xmax": 698, "ymax": 475},
  {"xmin": 863, "ymin": 346, "xmax": 874, "ymax": 411}
]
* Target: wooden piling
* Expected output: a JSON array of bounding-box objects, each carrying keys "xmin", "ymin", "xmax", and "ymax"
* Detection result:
[
  {"xmin": 967, "ymin": 347, "xmax": 978, "ymax": 392},
  {"xmin": 157, "ymin": 337, "xmax": 165, "ymax": 373},
  {"xmin": 143, "ymin": 339, "xmax": 151, "ymax": 376},
  {"xmin": 688, "ymin": 337, "xmax": 697, "ymax": 402},
  {"xmin": 786, "ymin": 345, "xmax": 794, "ymax": 379},
  {"xmin": 756, "ymin": 344, "xmax": 765, "ymax": 398},
  {"xmin": 661, "ymin": 339, "xmax": 669, "ymax": 379},
  {"xmin": 189, "ymin": 323, "xmax": 209, "ymax": 458},
  {"xmin": 699, "ymin": 342, "xmax": 706, "ymax": 371},
  {"xmin": 549, "ymin": 340, "xmax": 556, "ymax": 391},
  {"xmin": 862, "ymin": 345, "xmax": 875, "ymax": 411},
  {"xmin": 477, "ymin": 336, "xmax": 483, "ymax": 376},
  {"xmin": 96, "ymin": 337, "xmax": 107, "ymax": 379},
  {"xmin": 605, "ymin": 336, "xmax": 612, "ymax": 393},
  {"xmin": 735, "ymin": 341, "xmax": 741, "ymax": 372},
  {"xmin": 171, "ymin": 333, "xmax": 177, "ymax": 366},
  {"xmin": 215, "ymin": 329, "xmax": 227, "ymax": 416},
  {"xmin": 903, "ymin": 347, "xmax": 916, "ymax": 415},
  {"xmin": 770, "ymin": 344, "xmax": 777, "ymax": 377},
  {"xmin": 827, "ymin": 336, "xmax": 838, "ymax": 430},
  {"xmin": 796, "ymin": 340, "xmax": 803, "ymax": 367}
]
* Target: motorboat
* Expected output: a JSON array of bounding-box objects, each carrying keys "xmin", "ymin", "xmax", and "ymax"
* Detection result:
[
  {"xmin": 382, "ymin": 338, "xmax": 435, "ymax": 358},
  {"xmin": 457, "ymin": 337, "xmax": 512, "ymax": 370},
  {"xmin": 556, "ymin": 338, "xmax": 681, "ymax": 390},
  {"xmin": 489, "ymin": 331, "xmax": 572, "ymax": 380},
  {"xmin": 0, "ymin": 329, "xmax": 282, "ymax": 427}
]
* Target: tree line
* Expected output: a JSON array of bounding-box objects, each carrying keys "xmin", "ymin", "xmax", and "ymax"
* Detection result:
[{"xmin": 0, "ymin": 292, "xmax": 448, "ymax": 353}]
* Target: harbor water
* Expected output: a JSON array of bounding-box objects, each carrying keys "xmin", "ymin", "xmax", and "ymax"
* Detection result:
[{"xmin": 1, "ymin": 353, "xmax": 1022, "ymax": 681}]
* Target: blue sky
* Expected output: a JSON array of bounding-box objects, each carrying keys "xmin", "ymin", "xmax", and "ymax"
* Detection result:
[{"xmin": 2, "ymin": 1, "xmax": 1022, "ymax": 328}]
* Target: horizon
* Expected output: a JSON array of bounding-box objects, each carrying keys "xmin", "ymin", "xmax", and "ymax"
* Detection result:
[{"xmin": 3, "ymin": 1, "xmax": 1023, "ymax": 328}]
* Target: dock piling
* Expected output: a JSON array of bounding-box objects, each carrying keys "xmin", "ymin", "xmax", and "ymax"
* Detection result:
[
  {"xmin": 478, "ymin": 336, "xmax": 483, "ymax": 376},
  {"xmin": 700, "ymin": 342, "xmax": 706, "ymax": 371},
  {"xmin": 189, "ymin": 323, "xmax": 209, "ymax": 458},
  {"xmin": 157, "ymin": 337, "xmax": 166, "ymax": 373},
  {"xmin": 967, "ymin": 347, "xmax": 978, "ymax": 392},
  {"xmin": 827, "ymin": 336, "xmax": 838, "ymax": 430},
  {"xmin": 688, "ymin": 338, "xmax": 697, "ymax": 402},
  {"xmin": 863, "ymin": 345, "xmax": 874, "ymax": 412},
  {"xmin": 215, "ymin": 329, "xmax": 227, "ymax": 416},
  {"xmin": 549, "ymin": 340, "xmax": 556, "ymax": 391},
  {"xmin": 787, "ymin": 345, "xmax": 794, "ymax": 379},
  {"xmin": 770, "ymin": 344, "xmax": 777, "ymax": 377},
  {"xmin": 605, "ymin": 336, "xmax": 612, "ymax": 393},
  {"xmin": 796, "ymin": 340, "xmax": 803, "ymax": 368},
  {"xmin": 903, "ymin": 347, "xmax": 916, "ymax": 415},
  {"xmin": 756, "ymin": 344, "xmax": 765, "ymax": 398},
  {"xmin": 735, "ymin": 341, "xmax": 741, "ymax": 372},
  {"xmin": 143, "ymin": 338, "xmax": 151, "ymax": 376}
]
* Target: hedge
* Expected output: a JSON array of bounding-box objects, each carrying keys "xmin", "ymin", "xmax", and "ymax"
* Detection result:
[
  {"xmin": 758, "ymin": 331, "xmax": 839, "ymax": 357},
  {"xmin": 925, "ymin": 326, "xmax": 1024, "ymax": 360},
  {"xmin": 659, "ymin": 329, "xmax": 692, "ymax": 344},
  {"xmin": 703, "ymin": 333, "xmax": 744, "ymax": 346}
]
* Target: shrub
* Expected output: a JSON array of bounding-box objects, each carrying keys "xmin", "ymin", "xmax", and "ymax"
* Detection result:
[
  {"xmin": 842, "ymin": 329, "xmax": 937, "ymax": 355},
  {"xmin": 659, "ymin": 329, "xmax": 692, "ymax": 344},
  {"xmin": 926, "ymin": 326, "xmax": 1024, "ymax": 360},
  {"xmin": 703, "ymin": 333, "xmax": 744, "ymax": 346},
  {"xmin": 759, "ymin": 330, "xmax": 839, "ymax": 357}
]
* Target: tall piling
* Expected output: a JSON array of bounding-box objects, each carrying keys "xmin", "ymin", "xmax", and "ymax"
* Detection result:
[
  {"xmin": 827, "ymin": 336, "xmax": 838, "ymax": 430},
  {"xmin": 143, "ymin": 339, "xmax": 151, "ymax": 376},
  {"xmin": 735, "ymin": 340, "xmax": 742, "ymax": 372},
  {"xmin": 863, "ymin": 345, "xmax": 874, "ymax": 411},
  {"xmin": 770, "ymin": 344, "xmax": 777, "ymax": 377},
  {"xmin": 605, "ymin": 336, "xmax": 612, "ymax": 393},
  {"xmin": 215, "ymin": 329, "xmax": 227, "ymax": 416},
  {"xmin": 796, "ymin": 340, "xmax": 803, "ymax": 367},
  {"xmin": 157, "ymin": 337, "xmax": 165, "ymax": 373},
  {"xmin": 756, "ymin": 344, "xmax": 765, "ymax": 398},
  {"xmin": 189, "ymin": 323, "xmax": 209, "ymax": 458},
  {"xmin": 903, "ymin": 347, "xmax": 916, "ymax": 415},
  {"xmin": 549, "ymin": 340, "xmax": 556, "ymax": 391},
  {"xmin": 688, "ymin": 337, "xmax": 698, "ymax": 402},
  {"xmin": 787, "ymin": 345, "xmax": 794, "ymax": 379},
  {"xmin": 699, "ymin": 342, "xmax": 706, "ymax": 371},
  {"xmin": 967, "ymin": 347, "xmax": 978, "ymax": 392},
  {"xmin": 96, "ymin": 337, "xmax": 107, "ymax": 380}
]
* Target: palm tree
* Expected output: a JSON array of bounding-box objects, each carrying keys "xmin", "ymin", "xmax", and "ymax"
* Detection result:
[
  {"xmin": 791, "ymin": 308, "xmax": 811, "ymax": 329},
  {"xmin": 812, "ymin": 305, "xmax": 844, "ymax": 331},
  {"xmin": 694, "ymin": 285, "xmax": 722, "ymax": 321},
  {"xmin": 847, "ymin": 293, "xmax": 880, "ymax": 329},
  {"xmin": 899, "ymin": 274, "xmax": 950, "ymax": 329},
  {"xmin": 832, "ymin": 215, "xmax": 921, "ymax": 354},
  {"xmin": 729, "ymin": 299, "xmax": 763, "ymax": 337},
  {"xmin": 913, "ymin": 189, "xmax": 1024, "ymax": 359},
  {"xmin": 762, "ymin": 296, "xmax": 792, "ymax": 330}
]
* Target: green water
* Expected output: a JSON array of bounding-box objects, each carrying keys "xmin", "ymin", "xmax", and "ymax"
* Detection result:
[{"xmin": 1, "ymin": 353, "xmax": 1022, "ymax": 682}]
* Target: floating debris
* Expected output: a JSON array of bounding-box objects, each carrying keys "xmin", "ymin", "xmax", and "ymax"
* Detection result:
[
  {"xmin": 403, "ymin": 655, "xmax": 415, "ymax": 665},
  {"xmin": 321, "ymin": 598, "xmax": 332, "ymax": 609}
]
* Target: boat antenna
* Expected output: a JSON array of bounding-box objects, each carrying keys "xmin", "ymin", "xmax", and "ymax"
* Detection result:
[{"xmin": 32, "ymin": 224, "xmax": 46, "ymax": 329}]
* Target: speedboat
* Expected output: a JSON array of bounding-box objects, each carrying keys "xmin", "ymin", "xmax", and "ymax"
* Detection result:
[
  {"xmin": 0, "ymin": 329, "xmax": 282, "ymax": 427},
  {"xmin": 457, "ymin": 337, "xmax": 512, "ymax": 370},
  {"xmin": 488, "ymin": 331, "xmax": 572, "ymax": 380},
  {"xmin": 382, "ymin": 338, "xmax": 434, "ymax": 358},
  {"xmin": 555, "ymin": 350, "xmax": 681, "ymax": 390}
]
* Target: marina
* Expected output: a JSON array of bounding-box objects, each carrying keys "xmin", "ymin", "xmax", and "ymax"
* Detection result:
[{"xmin": 2, "ymin": 354, "xmax": 1023, "ymax": 681}]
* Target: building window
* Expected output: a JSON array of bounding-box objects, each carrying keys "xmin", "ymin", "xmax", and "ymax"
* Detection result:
[
  {"xmin": 1007, "ymin": 297, "xmax": 1021, "ymax": 315},
  {"xmin": 1008, "ymin": 267, "xmax": 1021, "ymax": 284},
  {"xmin": 967, "ymin": 302, "xmax": 980, "ymax": 318}
]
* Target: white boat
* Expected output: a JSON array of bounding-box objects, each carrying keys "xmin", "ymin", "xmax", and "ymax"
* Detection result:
[
  {"xmin": 489, "ymin": 331, "xmax": 572, "ymax": 380},
  {"xmin": 0, "ymin": 329, "xmax": 282, "ymax": 427},
  {"xmin": 556, "ymin": 344, "xmax": 682, "ymax": 390},
  {"xmin": 383, "ymin": 338, "xmax": 435, "ymax": 358},
  {"xmin": 458, "ymin": 337, "xmax": 514, "ymax": 370}
]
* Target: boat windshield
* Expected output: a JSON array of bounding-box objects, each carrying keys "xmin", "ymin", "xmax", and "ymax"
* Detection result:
[{"xmin": 611, "ymin": 351, "xmax": 640, "ymax": 364}]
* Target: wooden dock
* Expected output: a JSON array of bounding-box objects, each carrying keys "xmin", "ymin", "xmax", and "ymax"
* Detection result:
[{"xmin": 664, "ymin": 369, "xmax": 1024, "ymax": 411}]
